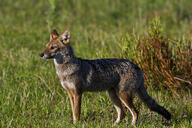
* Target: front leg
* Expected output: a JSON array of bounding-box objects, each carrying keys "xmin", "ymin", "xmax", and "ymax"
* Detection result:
[
  {"xmin": 66, "ymin": 89, "xmax": 75, "ymax": 116},
  {"xmin": 73, "ymin": 93, "xmax": 82, "ymax": 123}
]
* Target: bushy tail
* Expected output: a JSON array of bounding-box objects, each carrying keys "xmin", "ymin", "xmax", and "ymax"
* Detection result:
[{"xmin": 137, "ymin": 85, "xmax": 171, "ymax": 120}]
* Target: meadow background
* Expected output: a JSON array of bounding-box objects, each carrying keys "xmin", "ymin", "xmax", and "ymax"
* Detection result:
[{"xmin": 0, "ymin": 0, "xmax": 192, "ymax": 127}]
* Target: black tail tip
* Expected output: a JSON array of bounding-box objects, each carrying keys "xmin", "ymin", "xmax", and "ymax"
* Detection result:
[{"xmin": 164, "ymin": 111, "xmax": 171, "ymax": 120}]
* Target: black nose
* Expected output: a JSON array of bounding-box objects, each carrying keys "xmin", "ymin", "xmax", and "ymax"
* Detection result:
[{"xmin": 39, "ymin": 53, "xmax": 44, "ymax": 57}]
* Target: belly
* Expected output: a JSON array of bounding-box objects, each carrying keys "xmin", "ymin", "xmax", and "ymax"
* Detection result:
[{"xmin": 83, "ymin": 75, "xmax": 120, "ymax": 92}]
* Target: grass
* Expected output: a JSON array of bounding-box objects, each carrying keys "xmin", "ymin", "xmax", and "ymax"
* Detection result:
[{"xmin": 0, "ymin": 0, "xmax": 192, "ymax": 127}]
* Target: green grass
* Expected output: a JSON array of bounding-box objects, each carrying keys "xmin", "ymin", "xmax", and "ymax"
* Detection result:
[{"xmin": 0, "ymin": 0, "xmax": 192, "ymax": 127}]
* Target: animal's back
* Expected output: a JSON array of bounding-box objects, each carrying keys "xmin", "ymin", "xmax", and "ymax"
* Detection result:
[{"xmin": 82, "ymin": 58, "xmax": 141, "ymax": 74}]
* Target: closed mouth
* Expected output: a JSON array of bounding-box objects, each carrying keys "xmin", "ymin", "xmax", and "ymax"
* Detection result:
[{"xmin": 40, "ymin": 53, "xmax": 56, "ymax": 59}]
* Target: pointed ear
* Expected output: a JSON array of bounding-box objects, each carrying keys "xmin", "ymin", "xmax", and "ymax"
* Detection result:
[
  {"xmin": 50, "ymin": 29, "xmax": 59, "ymax": 40},
  {"xmin": 61, "ymin": 30, "xmax": 70, "ymax": 45}
]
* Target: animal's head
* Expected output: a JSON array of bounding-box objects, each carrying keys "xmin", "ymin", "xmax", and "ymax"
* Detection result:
[{"xmin": 40, "ymin": 29, "xmax": 71, "ymax": 59}]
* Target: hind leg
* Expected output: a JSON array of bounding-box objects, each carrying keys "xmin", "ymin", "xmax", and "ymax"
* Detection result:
[
  {"xmin": 108, "ymin": 89, "xmax": 125, "ymax": 125},
  {"xmin": 119, "ymin": 91, "xmax": 138, "ymax": 125}
]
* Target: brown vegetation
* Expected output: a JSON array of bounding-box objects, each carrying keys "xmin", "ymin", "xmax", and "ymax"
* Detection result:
[
  {"xmin": 120, "ymin": 19, "xmax": 192, "ymax": 97},
  {"xmin": 136, "ymin": 31, "xmax": 192, "ymax": 97}
]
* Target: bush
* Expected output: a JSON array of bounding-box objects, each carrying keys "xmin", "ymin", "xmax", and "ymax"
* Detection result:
[{"xmin": 120, "ymin": 19, "xmax": 192, "ymax": 97}]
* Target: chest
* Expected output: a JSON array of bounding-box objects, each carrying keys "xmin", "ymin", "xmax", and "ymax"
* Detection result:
[
  {"xmin": 54, "ymin": 60, "xmax": 77, "ymax": 90},
  {"xmin": 55, "ymin": 68, "xmax": 76, "ymax": 90},
  {"xmin": 60, "ymin": 81, "xmax": 76, "ymax": 90}
]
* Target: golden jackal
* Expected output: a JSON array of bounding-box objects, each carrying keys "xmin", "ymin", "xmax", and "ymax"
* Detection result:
[{"xmin": 40, "ymin": 29, "xmax": 171, "ymax": 125}]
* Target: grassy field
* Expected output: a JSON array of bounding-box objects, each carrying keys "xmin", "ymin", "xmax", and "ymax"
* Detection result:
[{"xmin": 0, "ymin": 0, "xmax": 192, "ymax": 127}]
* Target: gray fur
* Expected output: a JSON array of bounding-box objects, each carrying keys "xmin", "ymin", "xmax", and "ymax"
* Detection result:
[{"xmin": 54, "ymin": 45, "xmax": 142, "ymax": 92}]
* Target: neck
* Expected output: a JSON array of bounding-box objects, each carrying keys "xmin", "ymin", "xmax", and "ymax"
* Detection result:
[{"xmin": 54, "ymin": 45, "xmax": 76, "ymax": 65}]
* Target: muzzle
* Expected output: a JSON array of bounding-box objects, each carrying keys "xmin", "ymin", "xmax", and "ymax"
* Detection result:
[{"xmin": 39, "ymin": 53, "xmax": 56, "ymax": 59}]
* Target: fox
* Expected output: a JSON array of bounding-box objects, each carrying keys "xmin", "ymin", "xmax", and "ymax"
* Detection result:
[{"xmin": 40, "ymin": 29, "xmax": 171, "ymax": 125}]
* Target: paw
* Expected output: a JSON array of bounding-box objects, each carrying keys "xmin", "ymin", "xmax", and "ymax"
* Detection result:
[
  {"xmin": 73, "ymin": 119, "xmax": 78, "ymax": 124},
  {"xmin": 112, "ymin": 119, "xmax": 121, "ymax": 127}
]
